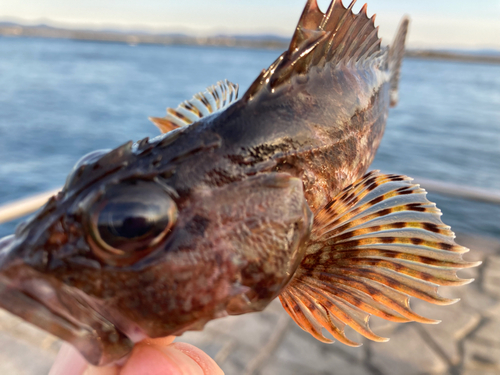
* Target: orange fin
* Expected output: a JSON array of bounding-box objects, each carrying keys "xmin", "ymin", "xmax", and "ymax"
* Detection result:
[
  {"xmin": 149, "ymin": 79, "xmax": 239, "ymax": 133},
  {"xmin": 280, "ymin": 171, "xmax": 481, "ymax": 346}
]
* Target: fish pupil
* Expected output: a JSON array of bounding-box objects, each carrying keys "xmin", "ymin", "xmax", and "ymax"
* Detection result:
[
  {"xmin": 119, "ymin": 216, "xmax": 150, "ymax": 238},
  {"xmin": 99, "ymin": 202, "xmax": 162, "ymax": 241}
]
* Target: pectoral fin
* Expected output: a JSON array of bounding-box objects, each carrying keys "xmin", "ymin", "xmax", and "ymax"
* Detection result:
[{"xmin": 280, "ymin": 171, "xmax": 481, "ymax": 346}]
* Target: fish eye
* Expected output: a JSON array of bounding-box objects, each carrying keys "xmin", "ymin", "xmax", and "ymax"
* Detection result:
[{"xmin": 88, "ymin": 181, "xmax": 177, "ymax": 263}]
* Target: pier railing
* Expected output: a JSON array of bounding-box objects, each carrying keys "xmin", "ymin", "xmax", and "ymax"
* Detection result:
[
  {"xmin": 0, "ymin": 189, "xmax": 60, "ymax": 225},
  {"xmin": 411, "ymin": 177, "xmax": 500, "ymax": 204},
  {"xmin": 0, "ymin": 178, "xmax": 499, "ymax": 225}
]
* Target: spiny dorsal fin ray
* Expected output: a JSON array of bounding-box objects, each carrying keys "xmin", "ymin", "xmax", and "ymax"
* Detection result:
[
  {"xmin": 150, "ymin": 79, "xmax": 239, "ymax": 134},
  {"xmin": 388, "ymin": 17, "xmax": 410, "ymax": 107},
  {"xmin": 244, "ymin": 0, "xmax": 382, "ymax": 101},
  {"xmin": 289, "ymin": 0, "xmax": 325, "ymax": 52},
  {"xmin": 280, "ymin": 171, "xmax": 481, "ymax": 346}
]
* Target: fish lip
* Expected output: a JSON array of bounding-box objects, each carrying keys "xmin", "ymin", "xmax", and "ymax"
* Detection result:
[
  {"xmin": 0, "ymin": 274, "xmax": 133, "ymax": 366},
  {"xmin": 0, "ymin": 236, "xmax": 133, "ymax": 366}
]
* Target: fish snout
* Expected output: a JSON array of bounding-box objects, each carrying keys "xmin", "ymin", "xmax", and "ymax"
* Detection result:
[{"xmin": 0, "ymin": 233, "xmax": 134, "ymax": 366}]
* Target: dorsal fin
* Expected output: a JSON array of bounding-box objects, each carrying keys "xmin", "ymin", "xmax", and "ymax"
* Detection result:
[
  {"xmin": 244, "ymin": 0, "xmax": 382, "ymax": 101},
  {"xmin": 388, "ymin": 17, "xmax": 410, "ymax": 107},
  {"xmin": 150, "ymin": 80, "xmax": 239, "ymax": 134}
]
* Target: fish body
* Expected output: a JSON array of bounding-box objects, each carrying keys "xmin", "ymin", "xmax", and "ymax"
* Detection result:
[{"xmin": 0, "ymin": 0, "xmax": 479, "ymax": 366}]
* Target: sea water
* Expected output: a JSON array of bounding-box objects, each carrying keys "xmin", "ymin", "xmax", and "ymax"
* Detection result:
[{"xmin": 0, "ymin": 37, "xmax": 499, "ymax": 239}]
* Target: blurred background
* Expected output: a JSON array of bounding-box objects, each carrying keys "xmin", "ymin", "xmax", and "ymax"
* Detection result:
[{"xmin": 0, "ymin": 1, "xmax": 499, "ymax": 374}]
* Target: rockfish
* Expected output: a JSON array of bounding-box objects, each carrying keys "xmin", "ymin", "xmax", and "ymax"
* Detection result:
[{"xmin": 0, "ymin": 0, "xmax": 479, "ymax": 366}]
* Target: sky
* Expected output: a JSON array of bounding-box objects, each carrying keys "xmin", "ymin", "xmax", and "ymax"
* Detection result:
[{"xmin": 1, "ymin": 0, "xmax": 500, "ymax": 49}]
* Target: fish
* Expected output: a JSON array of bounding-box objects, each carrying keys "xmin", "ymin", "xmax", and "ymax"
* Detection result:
[{"xmin": 0, "ymin": 0, "xmax": 480, "ymax": 367}]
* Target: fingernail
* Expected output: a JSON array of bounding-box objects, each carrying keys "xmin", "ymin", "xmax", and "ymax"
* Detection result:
[
  {"xmin": 172, "ymin": 343, "xmax": 224, "ymax": 375},
  {"xmin": 142, "ymin": 336, "xmax": 176, "ymax": 347},
  {"xmin": 84, "ymin": 365, "xmax": 119, "ymax": 375},
  {"xmin": 121, "ymin": 343, "xmax": 204, "ymax": 375}
]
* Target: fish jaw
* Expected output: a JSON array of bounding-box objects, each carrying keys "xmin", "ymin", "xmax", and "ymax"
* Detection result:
[{"xmin": 0, "ymin": 236, "xmax": 133, "ymax": 366}]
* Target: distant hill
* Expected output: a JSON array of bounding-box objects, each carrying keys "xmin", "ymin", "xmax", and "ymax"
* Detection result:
[
  {"xmin": 1, "ymin": 21, "xmax": 499, "ymax": 64},
  {"xmin": 0, "ymin": 22, "xmax": 290, "ymax": 49},
  {"xmin": 217, "ymin": 34, "xmax": 289, "ymax": 42},
  {"xmin": 406, "ymin": 49, "xmax": 500, "ymax": 64},
  {"xmin": 443, "ymin": 48, "xmax": 500, "ymax": 57}
]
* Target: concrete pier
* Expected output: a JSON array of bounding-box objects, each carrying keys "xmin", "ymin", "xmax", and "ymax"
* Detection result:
[{"xmin": 1, "ymin": 233, "xmax": 499, "ymax": 375}]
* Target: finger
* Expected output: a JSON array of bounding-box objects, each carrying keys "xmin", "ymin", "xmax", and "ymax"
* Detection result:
[
  {"xmin": 120, "ymin": 339, "xmax": 218, "ymax": 375},
  {"xmin": 49, "ymin": 343, "xmax": 89, "ymax": 375}
]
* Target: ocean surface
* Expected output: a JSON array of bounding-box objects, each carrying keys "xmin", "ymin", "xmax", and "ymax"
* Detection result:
[{"xmin": 0, "ymin": 37, "xmax": 499, "ymax": 240}]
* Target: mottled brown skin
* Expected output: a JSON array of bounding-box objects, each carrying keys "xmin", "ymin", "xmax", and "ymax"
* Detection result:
[
  {"xmin": 214, "ymin": 63, "xmax": 390, "ymax": 212},
  {"xmin": 0, "ymin": 0, "xmax": 397, "ymax": 367}
]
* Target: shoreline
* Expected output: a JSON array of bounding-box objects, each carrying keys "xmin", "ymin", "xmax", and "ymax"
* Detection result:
[{"xmin": 1, "ymin": 24, "xmax": 500, "ymax": 64}]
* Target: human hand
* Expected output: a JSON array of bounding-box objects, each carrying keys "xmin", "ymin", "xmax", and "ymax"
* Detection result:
[{"xmin": 49, "ymin": 337, "xmax": 224, "ymax": 375}]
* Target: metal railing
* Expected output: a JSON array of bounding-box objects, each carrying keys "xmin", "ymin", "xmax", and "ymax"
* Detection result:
[
  {"xmin": 412, "ymin": 177, "xmax": 500, "ymax": 204},
  {"xmin": 0, "ymin": 189, "xmax": 60, "ymax": 225},
  {"xmin": 0, "ymin": 178, "xmax": 499, "ymax": 225}
]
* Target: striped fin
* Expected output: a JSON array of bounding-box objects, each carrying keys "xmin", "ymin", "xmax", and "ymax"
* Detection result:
[
  {"xmin": 280, "ymin": 171, "xmax": 481, "ymax": 346},
  {"xmin": 244, "ymin": 0, "xmax": 383, "ymax": 101},
  {"xmin": 149, "ymin": 80, "xmax": 239, "ymax": 134}
]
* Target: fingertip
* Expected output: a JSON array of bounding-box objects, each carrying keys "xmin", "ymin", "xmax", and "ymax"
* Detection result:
[
  {"xmin": 120, "ymin": 345, "xmax": 177, "ymax": 375},
  {"xmin": 121, "ymin": 341, "xmax": 205, "ymax": 375},
  {"xmin": 172, "ymin": 342, "xmax": 224, "ymax": 375}
]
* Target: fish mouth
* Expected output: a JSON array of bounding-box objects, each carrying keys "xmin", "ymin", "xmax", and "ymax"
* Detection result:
[{"xmin": 0, "ymin": 235, "xmax": 133, "ymax": 366}]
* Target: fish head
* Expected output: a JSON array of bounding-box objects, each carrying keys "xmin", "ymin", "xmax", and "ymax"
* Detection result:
[{"xmin": 0, "ymin": 142, "xmax": 313, "ymax": 365}]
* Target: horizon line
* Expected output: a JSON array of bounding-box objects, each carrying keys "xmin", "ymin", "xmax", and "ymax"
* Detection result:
[{"xmin": 1, "ymin": 16, "xmax": 500, "ymax": 52}]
